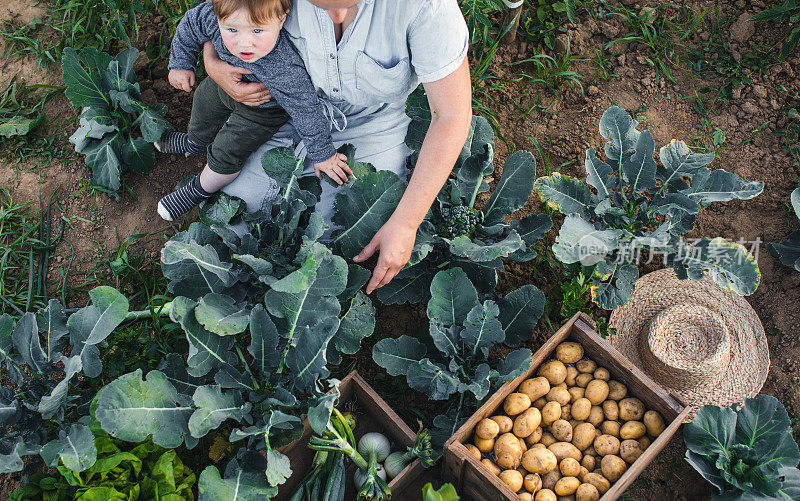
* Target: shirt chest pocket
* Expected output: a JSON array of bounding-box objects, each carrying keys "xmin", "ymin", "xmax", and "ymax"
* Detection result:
[{"xmin": 354, "ymin": 51, "xmax": 414, "ymax": 103}]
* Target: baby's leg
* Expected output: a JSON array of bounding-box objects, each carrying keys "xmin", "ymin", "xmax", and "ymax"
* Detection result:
[{"xmin": 156, "ymin": 165, "xmax": 239, "ymax": 221}]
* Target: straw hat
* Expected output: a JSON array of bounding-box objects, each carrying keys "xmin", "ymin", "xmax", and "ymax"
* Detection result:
[{"xmin": 608, "ymin": 268, "xmax": 769, "ymax": 420}]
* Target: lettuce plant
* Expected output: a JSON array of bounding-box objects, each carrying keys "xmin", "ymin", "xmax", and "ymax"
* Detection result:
[
  {"xmin": 330, "ymin": 90, "xmax": 551, "ymax": 305},
  {"xmin": 372, "ymin": 267, "xmax": 544, "ymax": 449},
  {"xmin": 767, "ymin": 183, "xmax": 800, "ymax": 272},
  {"xmin": 685, "ymin": 394, "xmax": 800, "ymax": 500},
  {"xmin": 536, "ymin": 105, "xmax": 763, "ymax": 309},
  {"xmin": 63, "ymin": 46, "xmax": 171, "ymax": 192}
]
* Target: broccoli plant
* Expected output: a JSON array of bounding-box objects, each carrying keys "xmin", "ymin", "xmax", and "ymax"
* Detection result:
[
  {"xmin": 535, "ymin": 105, "xmax": 763, "ymax": 310},
  {"xmin": 372, "ymin": 267, "xmax": 544, "ymax": 450},
  {"xmin": 767, "ymin": 183, "xmax": 800, "ymax": 272},
  {"xmin": 63, "ymin": 47, "xmax": 171, "ymax": 193},
  {"xmin": 330, "ymin": 88, "xmax": 551, "ymax": 305}
]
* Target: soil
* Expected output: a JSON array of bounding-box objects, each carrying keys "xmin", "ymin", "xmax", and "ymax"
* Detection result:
[{"xmin": 1, "ymin": 0, "xmax": 799, "ymax": 500}]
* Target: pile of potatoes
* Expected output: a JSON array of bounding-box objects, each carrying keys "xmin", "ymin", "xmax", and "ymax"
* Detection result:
[{"xmin": 464, "ymin": 341, "xmax": 667, "ymax": 501}]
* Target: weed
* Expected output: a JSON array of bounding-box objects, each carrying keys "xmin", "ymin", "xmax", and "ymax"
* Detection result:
[
  {"xmin": 513, "ymin": 36, "xmax": 585, "ymax": 99},
  {"xmin": 751, "ymin": 0, "xmax": 800, "ymax": 59},
  {"xmin": 519, "ymin": 0, "xmax": 586, "ymax": 50},
  {"xmin": 528, "ymin": 134, "xmax": 574, "ymax": 176},
  {"xmin": 775, "ymin": 103, "xmax": 800, "ymax": 166}
]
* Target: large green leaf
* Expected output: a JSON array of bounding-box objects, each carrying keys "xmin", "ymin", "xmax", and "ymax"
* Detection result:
[
  {"xmin": 331, "ymin": 170, "xmax": 406, "ymax": 258},
  {"xmin": 199, "ymin": 462, "xmax": 276, "ymax": 501},
  {"xmin": 584, "ymin": 151, "xmax": 616, "ymax": 201},
  {"xmin": 68, "ymin": 286, "xmax": 129, "ymax": 346},
  {"xmin": 768, "ymin": 230, "xmax": 800, "ymax": 273},
  {"xmin": 684, "ymin": 168, "xmax": 764, "ymax": 205},
  {"xmin": 39, "ymin": 423, "xmax": 97, "ymax": 472},
  {"xmin": 496, "ymin": 348, "xmax": 533, "ymax": 382},
  {"xmin": 170, "ymin": 297, "xmax": 235, "ymax": 378},
  {"xmin": 12, "ymin": 312, "xmax": 47, "ymax": 375},
  {"xmin": 497, "ymin": 284, "xmax": 545, "ymax": 345},
  {"xmin": 95, "ymin": 369, "xmax": 193, "ymax": 448},
  {"xmin": 284, "ymin": 318, "xmax": 338, "ymax": 392},
  {"xmin": 82, "ymin": 133, "xmax": 125, "ymax": 191},
  {"xmin": 328, "ymin": 291, "xmax": 375, "ymax": 365},
  {"xmin": 62, "ymin": 47, "xmax": 111, "ymax": 109},
  {"xmin": 667, "ymin": 237, "xmax": 761, "ymax": 296},
  {"xmin": 508, "ymin": 213, "xmax": 552, "ymax": 261},
  {"xmin": 447, "ymin": 230, "xmax": 524, "ymax": 262},
  {"xmin": 188, "ymin": 386, "xmax": 251, "ymax": 438},
  {"xmin": 119, "ymin": 136, "xmax": 156, "ymax": 174},
  {"xmin": 456, "ymin": 143, "xmax": 494, "ymax": 207},
  {"xmin": 590, "ymin": 262, "xmax": 638, "ymax": 310},
  {"xmin": 623, "ymin": 130, "xmax": 657, "ymax": 194},
  {"xmin": 427, "ymin": 268, "xmax": 479, "ymax": 326},
  {"xmin": 0, "ymin": 115, "xmax": 40, "ymax": 137},
  {"xmin": 139, "ymin": 106, "xmax": 171, "ymax": 142},
  {"xmin": 161, "ymin": 239, "xmax": 236, "ymax": 299},
  {"xmin": 657, "ymin": 139, "xmax": 715, "ymax": 191},
  {"xmin": 599, "ymin": 106, "xmax": 640, "ymax": 169},
  {"xmin": 372, "ymin": 336, "xmax": 427, "ymax": 376},
  {"xmin": 461, "ymin": 301, "xmax": 504, "ymax": 359},
  {"xmin": 685, "ymin": 404, "xmax": 737, "ymax": 457},
  {"xmin": 38, "ymin": 355, "xmax": 82, "ymax": 419},
  {"xmin": 248, "ymin": 305, "xmax": 280, "ymax": 376},
  {"xmin": 195, "ymin": 294, "xmax": 249, "ymax": 336},
  {"xmin": 375, "ymin": 265, "xmax": 434, "ymax": 305},
  {"xmin": 482, "ymin": 151, "xmax": 536, "ymax": 224},
  {"xmin": 407, "ymin": 359, "xmax": 460, "ymax": 400},
  {"xmin": 36, "ymin": 299, "xmax": 69, "ymax": 363},
  {"xmin": 552, "ymin": 214, "xmax": 622, "ymax": 265},
  {"xmin": 534, "ymin": 172, "xmax": 595, "ymax": 215}
]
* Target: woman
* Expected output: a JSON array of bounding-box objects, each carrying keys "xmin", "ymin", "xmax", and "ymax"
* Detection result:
[{"xmin": 201, "ymin": 0, "xmax": 472, "ymax": 294}]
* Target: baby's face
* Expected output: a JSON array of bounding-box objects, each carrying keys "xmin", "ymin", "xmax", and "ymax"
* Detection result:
[{"xmin": 219, "ymin": 9, "xmax": 284, "ymax": 63}]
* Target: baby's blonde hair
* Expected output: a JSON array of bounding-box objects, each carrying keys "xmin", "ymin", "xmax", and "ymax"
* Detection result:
[{"xmin": 213, "ymin": 0, "xmax": 290, "ymax": 24}]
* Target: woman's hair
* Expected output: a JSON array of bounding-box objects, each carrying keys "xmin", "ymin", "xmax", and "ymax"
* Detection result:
[{"xmin": 213, "ymin": 0, "xmax": 291, "ymax": 24}]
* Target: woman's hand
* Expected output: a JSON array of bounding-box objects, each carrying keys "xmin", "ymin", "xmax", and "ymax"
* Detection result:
[
  {"xmin": 202, "ymin": 41, "xmax": 273, "ymax": 106},
  {"xmin": 353, "ymin": 217, "xmax": 417, "ymax": 294}
]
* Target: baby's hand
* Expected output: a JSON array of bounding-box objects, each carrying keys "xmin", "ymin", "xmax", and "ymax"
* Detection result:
[
  {"xmin": 168, "ymin": 69, "xmax": 195, "ymax": 92},
  {"xmin": 314, "ymin": 153, "xmax": 352, "ymax": 185}
]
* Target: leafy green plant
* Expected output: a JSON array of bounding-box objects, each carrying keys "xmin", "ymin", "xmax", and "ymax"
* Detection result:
[
  {"xmin": 684, "ymin": 394, "xmax": 800, "ymax": 500},
  {"xmin": 751, "ymin": 0, "xmax": 800, "ymax": 59},
  {"xmin": 372, "ymin": 267, "xmax": 542, "ymax": 449},
  {"xmin": 423, "ymin": 482, "xmax": 460, "ymax": 501},
  {"xmin": 0, "ymin": 79, "xmax": 60, "ymax": 139},
  {"xmin": 62, "ymin": 46, "xmax": 171, "ymax": 192},
  {"xmin": 11, "ymin": 425, "xmax": 196, "ymax": 500},
  {"xmin": 768, "ymin": 184, "xmax": 800, "ymax": 272},
  {"xmin": 519, "ymin": 0, "xmax": 584, "ymax": 50},
  {"xmin": 331, "ymin": 91, "xmax": 551, "ymax": 305},
  {"xmin": 535, "ymin": 105, "xmax": 763, "ymax": 310}
]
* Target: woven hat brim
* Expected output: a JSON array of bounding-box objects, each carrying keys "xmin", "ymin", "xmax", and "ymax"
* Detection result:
[{"xmin": 608, "ymin": 268, "xmax": 769, "ymax": 421}]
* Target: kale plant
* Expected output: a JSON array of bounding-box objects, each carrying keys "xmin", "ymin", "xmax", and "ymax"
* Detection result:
[
  {"xmin": 536, "ymin": 105, "xmax": 763, "ymax": 310},
  {"xmin": 63, "ymin": 46, "xmax": 171, "ymax": 192},
  {"xmin": 372, "ymin": 267, "xmax": 544, "ymax": 449},
  {"xmin": 685, "ymin": 394, "xmax": 800, "ymax": 500},
  {"xmin": 330, "ymin": 89, "xmax": 551, "ymax": 305},
  {"xmin": 767, "ymin": 183, "xmax": 800, "ymax": 272}
]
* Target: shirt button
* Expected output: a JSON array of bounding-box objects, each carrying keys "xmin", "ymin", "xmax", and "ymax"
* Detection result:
[
  {"xmin": 329, "ymin": 53, "xmax": 335, "ymax": 59},
  {"xmin": 332, "ymin": 87, "xmax": 339, "ymax": 93}
]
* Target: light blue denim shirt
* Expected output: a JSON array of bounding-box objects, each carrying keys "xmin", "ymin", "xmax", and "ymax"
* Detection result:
[{"xmin": 223, "ymin": 0, "xmax": 469, "ymax": 222}]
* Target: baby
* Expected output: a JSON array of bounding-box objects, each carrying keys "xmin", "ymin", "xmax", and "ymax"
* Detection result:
[{"xmin": 156, "ymin": 0, "xmax": 352, "ymax": 221}]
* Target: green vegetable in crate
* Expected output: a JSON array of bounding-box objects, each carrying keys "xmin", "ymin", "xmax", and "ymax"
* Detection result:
[{"xmin": 384, "ymin": 424, "xmax": 436, "ymax": 479}]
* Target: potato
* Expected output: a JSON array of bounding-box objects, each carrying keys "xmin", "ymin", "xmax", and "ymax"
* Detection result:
[
  {"xmin": 476, "ymin": 418, "xmax": 501, "ymax": 439},
  {"xmin": 606, "ymin": 380, "xmax": 627, "ymax": 401},
  {"xmin": 519, "ymin": 437, "xmax": 529, "ymax": 452},
  {"xmin": 547, "ymin": 387, "xmax": 571, "ymax": 406},
  {"xmin": 534, "ymin": 397, "xmax": 548, "ymax": 410},
  {"xmin": 506, "ymin": 393, "xmax": 533, "ymax": 416},
  {"xmin": 587, "ymin": 406, "xmax": 605, "ymax": 427},
  {"xmin": 575, "ymin": 359, "xmax": 597, "ymax": 373},
  {"xmin": 565, "ymin": 366, "xmax": 579, "ymax": 387},
  {"xmin": 474, "ymin": 435, "xmax": 494, "ymax": 453},
  {"xmin": 538, "ymin": 360, "xmax": 568, "ymax": 385},
  {"xmin": 519, "ymin": 377, "xmax": 552, "ymax": 402},
  {"xmin": 584, "ymin": 380, "xmax": 609, "ymax": 405},
  {"xmin": 561, "ymin": 404, "xmax": 573, "ymax": 421},
  {"xmin": 578, "ymin": 466, "xmax": 589, "ymax": 482},
  {"xmin": 541, "ymin": 401, "xmax": 562, "ymax": 426},
  {"xmin": 495, "ymin": 433, "xmax": 524, "ymax": 469},
  {"xmin": 501, "ymin": 469, "xmax": 525, "ymax": 492},
  {"xmin": 575, "ymin": 483, "xmax": 600, "ymax": 501},
  {"xmin": 554, "ymin": 382, "xmax": 568, "ymax": 390},
  {"xmin": 638, "ymin": 436, "xmax": 651, "ymax": 450},
  {"xmin": 575, "ymin": 373, "xmax": 593, "ymax": 388},
  {"xmin": 602, "ymin": 401, "xmax": 619, "ymax": 421},
  {"xmin": 540, "ymin": 432, "xmax": 557, "ymax": 447},
  {"xmin": 559, "ymin": 457, "xmax": 581, "ymax": 477},
  {"xmin": 465, "ymin": 443, "xmax": 481, "ymax": 459},
  {"xmin": 532, "ymin": 443, "xmax": 547, "ymax": 450},
  {"xmin": 600, "ymin": 420, "xmax": 620, "ymax": 437},
  {"xmin": 600, "ymin": 454, "xmax": 627, "ymax": 482},
  {"xmin": 519, "ymin": 493, "xmax": 533, "ymax": 501},
  {"xmin": 548, "ymin": 442, "xmax": 581, "ymax": 462},
  {"xmin": 555, "ymin": 342, "xmax": 584, "ymax": 364},
  {"xmin": 551, "ymin": 419, "xmax": 573, "ymax": 442},
  {"xmin": 582, "ymin": 473, "xmax": 610, "ymax": 495},
  {"xmin": 584, "ymin": 445, "xmax": 597, "ymax": 457},
  {"xmin": 482, "ymin": 458, "xmax": 502, "ymax": 475},
  {"xmin": 571, "ymin": 422, "xmax": 596, "ymax": 451},
  {"xmin": 554, "ymin": 476, "xmax": 580, "ymax": 496},
  {"xmin": 567, "ymin": 387, "xmax": 585, "ymax": 403},
  {"xmin": 525, "ymin": 473, "xmax": 543, "ymax": 493},
  {"xmin": 541, "ymin": 470, "xmax": 561, "ymax": 490},
  {"xmin": 593, "ymin": 367, "xmax": 610, "ymax": 381},
  {"xmin": 580, "ymin": 455, "xmax": 596, "ymax": 471},
  {"xmin": 619, "ymin": 439, "xmax": 643, "ymax": 464},
  {"xmin": 522, "ymin": 448, "xmax": 558, "ymax": 474},
  {"xmin": 526, "ymin": 427, "xmax": 543, "ymax": 446},
  {"xmin": 593, "ymin": 434, "xmax": 620, "ymax": 456},
  {"xmin": 618, "ymin": 398, "xmax": 645, "ymax": 421},
  {"xmin": 491, "ymin": 415, "xmax": 514, "ymax": 434},
  {"xmin": 514, "ymin": 408, "xmax": 543, "ymax": 438},
  {"xmin": 571, "ymin": 398, "xmax": 591, "ymax": 421},
  {"xmin": 534, "ymin": 489, "xmax": 557, "ymax": 501},
  {"xmin": 643, "ymin": 410, "xmax": 666, "ymax": 437},
  {"xmin": 620, "ymin": 421, "xmax": 646, "ymax": 440}
]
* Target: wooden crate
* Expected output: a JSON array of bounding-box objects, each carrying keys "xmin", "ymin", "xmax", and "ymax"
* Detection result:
[
  {"xmin": 443, "ymin": 312, "xmax": 692, "ymax": 501},
  {"xmin": 273, "ymin": 371, "xmax": 424, "ymax": 500}
]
